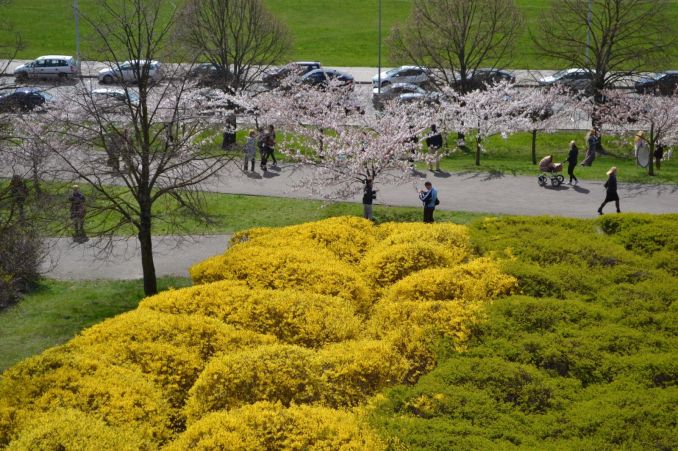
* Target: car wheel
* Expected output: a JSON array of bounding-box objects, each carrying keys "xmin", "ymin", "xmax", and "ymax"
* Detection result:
[
  {"xmin": 16, "ymin": 72, "xmax": 27, "ymax": 82},
  {"xmin": 380, "ymin": 81, "xmax": 390, "ymax": 88},
  {"xmin": 58, "ymin": 73, "xmax": 67, "ymax": 81},
  {"xmin": 103, "ymin": 75, "xmax": 114, "ymax": 84}
]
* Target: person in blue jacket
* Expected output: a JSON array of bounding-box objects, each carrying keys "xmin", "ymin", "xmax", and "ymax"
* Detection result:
[{"xmin": 418, "ymin": 181, "xmax": 438, "ymax": 223}]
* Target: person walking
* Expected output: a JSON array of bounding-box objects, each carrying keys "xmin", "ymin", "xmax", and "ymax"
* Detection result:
[
  {"xmin": 221, "ymin": 112, "xmax": 237, "ymax": 150},
  {"xmin": 598, "ymin": 167, "xmax": 620, "ymax": 215},
  {"xmin": 243, "ymin": 130, "xmax": 256, "ymax": 172},
  {"xmin": 258, "ymin": 128, "xmax": 268, "ymax": 172},
  {"xmin": 418, "ymin": 181, "xmax": 438, "ymax": 224},
  {"xmin": 565, "ymin": 140, "xmax": 579, "ymax": 185},
  {"xmin": 362, "ymin": 178, "xmax": 377, "ymax": 221},
  {"xmin": 8, "ymin": 175, "xmax": 29, "ymax": 222},
  {"xmin": 654, "ymin": 143, "xmax": 664, "ymax": 170},
  {"xmin": 68, "ymin": 185, "xmax": 88, "ymax": 243},
  {"xmin": 264, "ymin": 125, "xmax": 277, "ymax": 168},
  {"xmin": 580, "ymin": 129, "xmax": 598, "ymax": 166},
  {"xmin": 425, "ymin": 124, "xmax": 444, "ymax": 171}
]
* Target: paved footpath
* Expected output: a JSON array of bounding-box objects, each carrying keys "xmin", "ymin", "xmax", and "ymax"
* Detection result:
[{"xmin": 42, "ymin": 163, "xmax": 678, "ymax": 281}]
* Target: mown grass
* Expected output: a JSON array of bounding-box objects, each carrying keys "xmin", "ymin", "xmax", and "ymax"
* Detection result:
[
  {"xmin": 0, "ymin": 277, "xmax": 191, "ymax": 372},
  {"xmin": 2, "ymin": 1, "xmax": 677, "ymax": 68},
  {"xmin": 432, "ymin": 131, "xmax": 678, "ymax": 184},
  {"xmin": 370, "ymin": 213, "xmax": 678, "ymax": 449}
]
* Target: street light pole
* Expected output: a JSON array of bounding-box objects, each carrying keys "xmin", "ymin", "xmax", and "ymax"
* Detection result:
[
  {"xmin": 377, "ymin": 0, "xmax": 382, "ymax": 94},
  {"xmin": 74, "ymin": 0, "xmax": 81, "ymax": 74},
  {"xmin": 585, "ymin": 0, "xmax": 592, "ymax": 65}
]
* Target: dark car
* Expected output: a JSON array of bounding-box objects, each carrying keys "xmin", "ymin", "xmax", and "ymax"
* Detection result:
[
  {"xmin": 634, "ymin": 71, "xmax": 678, "ymax": 95},
  {"xmin": 188, "ymin": 63, "xmax": 233, "ymax": 88},
  {"xmin": 0, "ymin": 87, "xmax": 52, "ymax": 113},
  {"xmin": 451, "ymin": 68, "xmax": 515, "ymax": 91},
  {"xmin": 262, "ymin": 62, "xmax": 322, "ymax": 88},
  {"xmin": 301, "ymin": 69, "xmax": 354, "ymax": 88}
]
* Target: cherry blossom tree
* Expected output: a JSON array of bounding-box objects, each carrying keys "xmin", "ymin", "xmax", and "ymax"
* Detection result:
[
  {"xmin": 251, "ymin": 79, "xmax": 432, "ymax": 200},
  {"xmin": 598, "ymin": 90, "xmax": 678, "ymax": 176},
  {"xmin": 441, "ymin": 81, "xmax": 529, "ymax": 166}
]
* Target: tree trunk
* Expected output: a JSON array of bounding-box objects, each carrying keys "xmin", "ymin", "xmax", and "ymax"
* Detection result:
[
  {"xmin": 138, "ymin": 193, "xmax": 157, "ymax": 295},
  {"xmin": 475, "ymin": 134, "xmax": 481, "ymax": 166},
  {"xmin": 531, "ymin": 129, "xmax": 537, "ymax": 164},
  {"xmin": 648, "ymin": 124, "xmax": 655, "ymax": 177}
]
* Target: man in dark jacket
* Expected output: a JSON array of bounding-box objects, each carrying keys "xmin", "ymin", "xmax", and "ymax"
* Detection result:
[
  {"xmin": 68, "ymin": 185, "xmax": 88, "ymax": 243},
  {"xmin": 418, "ymin": 181, "xmax": 438, "ymax": 223},
  {"xmin": 425, "ymin": 124, "xmax": 444, "ymax": 171},
  {"xmin": 362, "ymin": 179, "xmax": 377, "ymax": 220}
]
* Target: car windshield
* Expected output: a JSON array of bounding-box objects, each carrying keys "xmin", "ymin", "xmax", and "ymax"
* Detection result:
[
  {"xmin": 653, "ymin": 72, "xmax": 667, "ymax": 80},
  {"xmin": 385, "ymin": 67, "xmax": 402, "ymax": 75},
  {"xmin": 552, "ymin": 69, "xmax": 575, "ymax": 78}
]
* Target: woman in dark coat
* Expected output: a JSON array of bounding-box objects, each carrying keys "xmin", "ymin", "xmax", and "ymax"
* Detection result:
[
  {"xmin": 565, "ymin": 140, "xmax": 579, "ymax": 185},
  {"xmin": 580, "ymin": 129, "xmax": 598, "ymax": 166},
  {"xmin": 598, "ymin": 167, "xmax": 620, "ymax": 215}
]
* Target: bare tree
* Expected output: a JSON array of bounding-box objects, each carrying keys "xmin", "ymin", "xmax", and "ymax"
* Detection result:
[
  {"xmin": 177, "ymin": 0, "xmax": 292, "ymax": 93},
  {"xmin": 532, "ymin": 0, "xmax": 677, "ymax": 98},
  {"xmin": 388, "ymin": 0, "xmax": 523, "ymax": 93},
  {"xmin": 19, "ymin": 0, "xmax": 241, "ymax": 295}
]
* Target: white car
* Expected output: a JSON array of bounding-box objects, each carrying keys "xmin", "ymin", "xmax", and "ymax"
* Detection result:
[
  {"xmin": 537, "ymin": 68, "xmax": 591, "ymax": 86},
  {"xmin": 14, "ymin": 55, "xmax": 78, "ymax": 81},
  {"xmin": 98, "ymin": 60, "xmax": 162, "ymax": 84},
  {"xmin": 372, "ymin": 66, "xmax": 431, "ymax": 89},
  {"xmin": 372, "ymin": 83, "xmax": 440, "ymax": 109}
]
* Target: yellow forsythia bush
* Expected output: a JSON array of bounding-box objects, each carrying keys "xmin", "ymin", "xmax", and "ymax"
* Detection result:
[
  {"xmin": 69, "ymin": 310, "xmax": 276, "ymax": 408},
  {"xmin": 6, "ymin": 408, "xmax": 147, "ymax": 451},
  {"xmin": 140, "ymin": 282, "xmax": 361, "ymax": 348},
  {"xmin": 0, "ymin": 217, "xmax": 520, "ymax": 449},
  {"xmin": 385, "ymin": 258, "xmax": 517, "ymax": 303},
  {"xmin": 0, "ymin": 346, "xmax": 174, "ymax": 445},
  {"xmin": 314, "ymin": 340, "xmax": 409, "ymax": 408},
  {"xmin": 190, "ymin": 243, "xmax": 373, "ymax": 313},
  {"xmin": 168, "ymin": 402, "xmax": 384, "ymax": 451},
  {"xmin": 184, "ymin": 344, "xmax": 319, "ymax": 422},
  {"xmin": 360, "ymin": 242, "xmax": 458, "ymax": 289},
  {"xmin": 230, "ymin": 216, "xmax": 377, "ymax": 264}
]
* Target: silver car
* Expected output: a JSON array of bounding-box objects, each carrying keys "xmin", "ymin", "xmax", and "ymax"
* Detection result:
[
  {"xmin": 91, "ymin": 88, "xmax": 140, "ymax": 112},
  {"xmin": 372, "ymin": 66, "xmax": 431, "ymax": 89},
  {"xmin": 98, "ymin": 60, "xmax": 162, "ymax": 84},
  {"xmin": 372, "ymin": 83, "xmax": 439, "ymax": 109},
  {"xmin": 14, "ymin": 55, "xmax": 78, "ymax": 81}
]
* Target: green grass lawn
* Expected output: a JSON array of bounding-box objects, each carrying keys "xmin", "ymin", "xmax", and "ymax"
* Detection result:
[
  {"xmin": 2, "ymin": 1, "xmax": 677, "ymax": 68},
  {"xmin": 0, "ymin": 277, "xmax": 191, "ymax": 372},
  {"xmin": 432, "ymin": 131, "xmax": 678, "ymax": 185}
]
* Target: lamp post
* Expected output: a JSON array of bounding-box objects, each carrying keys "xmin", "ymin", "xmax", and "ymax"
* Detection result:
[
  {"xmin": 74, "ymin": 0, "xmax": 81, "ymax": 74},
  {"xmin": 377, "ymin": 0, "xmax": 382, "ymax": 94},
  {"xmin": 585, "ymin": 0, "xmax": 592, "ymax": 64}
]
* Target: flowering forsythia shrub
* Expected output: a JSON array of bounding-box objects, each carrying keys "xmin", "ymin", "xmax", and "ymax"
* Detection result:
[
  {"xmin": 0, "ymin": 217, "xmax": 517, "ymax": 448},
  {"xmin": 169, "ymin": 402, "xmax": 384, "ymax": 450}
]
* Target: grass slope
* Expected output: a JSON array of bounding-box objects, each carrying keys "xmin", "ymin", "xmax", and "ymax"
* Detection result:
[
  {"xmin": 0, "ymin": 277, "xmax": 191, "ymax": 371},
  {"xmin": 2, "ymin": 1, "xmax": 677, "ymax": 68}
]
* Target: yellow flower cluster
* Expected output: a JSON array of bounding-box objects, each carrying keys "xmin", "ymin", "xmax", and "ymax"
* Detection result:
[{"xmin": 0, "ymin": 217, "xmax": 516, "ymax": 449}]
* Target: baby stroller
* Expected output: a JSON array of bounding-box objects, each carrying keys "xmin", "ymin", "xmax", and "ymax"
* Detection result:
[{"xmin": 537, "ymin": 155, "xmax": 564, "ymax": 187}]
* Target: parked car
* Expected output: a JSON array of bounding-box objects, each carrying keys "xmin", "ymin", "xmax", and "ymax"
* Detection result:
[
  {"xmin": 98, "ymin": 60, "xmax": 162, "ymax": 84},
  {"xmin": 372, "ymin": 66, "xmax": 431, "ymax": 89},
  {"xmin": 14, "ymin": 55, "xmax": 78, "ymax": 81},
  {"xmin": 372, "ymin": 83, "xmax": 440, "ymax": 109},
  {"xmin": 538, "ymin": 68, "xmax": 592, "ymax": 87},
  {"xmin": 91, "ymin": 88, "xmax": 140, "ymax": 112},
  {"xmin": 0, "ymin": 87, "xmax": 53, "ymax": 112},
  {"xmin": 634, "ymin": 71, "xmax": 678, "ymax": 95},
  {"xmin": 188, "ymin": 63, "xmax": 233, "ymax": 89},
  {"xmin": 453, "ymin": 68, "xmax": 515, "ymax": 91},
  {"xmin": 301, "ymin": 69, "xmax": 354, "ymax": 88},
  {"xmin": 262, "ymin": 61, "xmax": 322, "ymax": 88}
]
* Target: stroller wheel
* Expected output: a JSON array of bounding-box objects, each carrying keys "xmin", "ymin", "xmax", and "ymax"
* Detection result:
[
  {"xmin": 551, "ymin": 177, "xmax": 562, "ymax": 187},
  {"xmin": 538, "ymin": 175, "xmax": 547, "ymax": 186}
]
